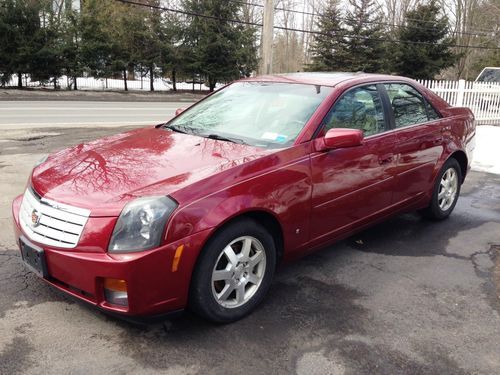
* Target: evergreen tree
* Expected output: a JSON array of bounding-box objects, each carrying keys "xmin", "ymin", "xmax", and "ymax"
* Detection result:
[
  {"xmin": 394, "ymin": 1, "xmax": 457, "ymax": 79},
  {"xmin": 59, "ymin": 8, "xmax": 84, "ymax": 89},
  {"xmin": 80, "ymin": 0, "xmax": 113, "ymax": 79},
  {"xmin": 343, "ymin": 0, "xmax": 388, "ymax": 73},
  {"xmin": 182, "ymin": 0, "xmax": 258, "ymax": 91},
  {"xmin": 307, "ymin": 0, "xmax": 347, "ymax": 71},
  {"xmin": 0, "ymin": 0, "xmax": 41, "ymax": 87},
  {"xmin": 30, "ymin": 3, "xmax": 65, "ymax": 88}
]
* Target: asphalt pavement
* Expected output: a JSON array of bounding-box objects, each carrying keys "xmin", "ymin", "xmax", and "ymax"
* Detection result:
[
  {"xmin": 0, "ymin": 125, "xmax": 499, "ymax": 374},
  {"xmin": 0, "ymin": 101, "xmax": 195, "ymax": 129}
]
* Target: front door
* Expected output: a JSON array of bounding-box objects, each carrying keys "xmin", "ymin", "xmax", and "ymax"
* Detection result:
[{"xmin": 309, "ymin": 84, "xmax": 397, "ymax": 242}]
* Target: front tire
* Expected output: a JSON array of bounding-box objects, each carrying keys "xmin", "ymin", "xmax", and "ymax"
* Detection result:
[
  {"xmin": 421, "ymin": 158, "xmax": 462, "ymax": 220},
  {"xmin": 189, "ymin": 218, "xmax": 276, "ymax": 323}
]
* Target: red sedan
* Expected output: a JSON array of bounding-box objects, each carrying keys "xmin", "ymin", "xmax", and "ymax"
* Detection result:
[{"xmin": 12, "ymin": 73, "xmax": 475, "ymax": 323}]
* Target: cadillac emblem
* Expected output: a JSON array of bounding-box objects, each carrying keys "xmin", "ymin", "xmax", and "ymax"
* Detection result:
[{"xmin": 31, "ymin": 209, "xmax": 41, "ymax": 227}]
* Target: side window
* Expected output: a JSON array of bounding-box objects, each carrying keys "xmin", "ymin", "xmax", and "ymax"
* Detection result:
[
  {"xmin": 322, "ymin": 85, "xmax": 386, "ymax": 137},
  {"xmin": 384, "ymin": 83, "xmax": 429, "ymax": 128},
  {"xmin": 426, "ymin": 102, "xmax": 441, "ymax": 121}
]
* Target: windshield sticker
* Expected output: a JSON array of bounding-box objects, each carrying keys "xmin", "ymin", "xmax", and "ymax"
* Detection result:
[
  {"xmin": 275, "ymin": 135, "xmax": 288, "ymax": 143},
  {"xmin": 261, "ymin": 132, "xmax": 288, "ymax": 143}
]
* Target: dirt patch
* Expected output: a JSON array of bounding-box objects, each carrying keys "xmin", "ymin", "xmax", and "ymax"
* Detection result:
[
  {"xmin": 0, "ymin": 88, "xmax": 206, "ymax": 102},
  {"xmin": 494, "ymin": 246, "xmax": 500, "ymax": 300}
]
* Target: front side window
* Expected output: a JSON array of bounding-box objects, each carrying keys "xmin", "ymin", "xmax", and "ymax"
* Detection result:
[
  {"xmin": 321, "ymin": 85, "xmax": 386, "ymax": 137},
  {"xmin": 166, "ymin": 82, "xmax": 333, "ymax": 148},
  {"xmin": 384, "ymin": 83, "xmax": 429, "ymax": 128}
]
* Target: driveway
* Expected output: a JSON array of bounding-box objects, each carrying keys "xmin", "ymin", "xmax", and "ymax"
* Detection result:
[{"xmin": 0, "ymin": 126, "xmax": 499, "ymax": 374}]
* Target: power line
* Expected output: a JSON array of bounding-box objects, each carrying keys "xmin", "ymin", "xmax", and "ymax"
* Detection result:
[
  {"xmin": 115, "ymin": 0, "xmax": 500, "ymax": 51},
  {"xmin": 229, "ymin": 0, "xmax": 495, "ymax": 37}
]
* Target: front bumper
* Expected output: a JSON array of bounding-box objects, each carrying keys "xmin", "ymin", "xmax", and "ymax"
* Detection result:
[{"xmin": 12, "ymin": 195, "xmax": 209, "ymax": 317}]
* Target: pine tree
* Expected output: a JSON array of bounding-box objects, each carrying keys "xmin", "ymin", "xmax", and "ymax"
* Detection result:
[
  {"xmin": 343, "ymin": 0, "xmax": 388, "ymax": 73},
  {"xmin": 182, "ymin": 0, "xmax": 258, "ymax": 91},
  {"xmin": 30, "ymin": 3, "xmax": 65, "ymax": 88},
  {"xmin": 394, "ymin": 1, "xmax": 457, "ymax": 79},
  {"xmin": 80, "ymin": 0, "xmax": 113, "ymax": 79},
  {"xmin": 59, "ymin": 8, "xmax": 84, "ymax": 90},
  {"xmin": 0, "ymin": 0, "xmax": 41, "ymax": 87},
  {"xmin": 307, "ymin": 0, "xmax": 347, "ymax": 71}
]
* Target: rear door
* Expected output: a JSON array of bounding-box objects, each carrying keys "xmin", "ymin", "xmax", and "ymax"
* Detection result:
[
  {"xmin": 383, "ymin": 83, "xmax": 444, "ymax": 205},
  {"xmin": 309, "ymin": 84, "xmax": 398, "ymax": 242}
]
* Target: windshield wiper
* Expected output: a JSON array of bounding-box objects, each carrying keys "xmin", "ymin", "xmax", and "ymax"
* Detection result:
[
  {"xmin": 162, "ymin": 124, "xmax": 188, "ymax": 134},
  {"xmin": 205, "ymin": 134, "xmax": 247, "ymax": 145}
]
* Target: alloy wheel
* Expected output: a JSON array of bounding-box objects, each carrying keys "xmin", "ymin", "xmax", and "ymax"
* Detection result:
[
  {"xmin": 211, "ymin": 236, "xmax": 267, "ymax": 308},
  {"xmin": 438, "ymin": 167, "xmax": 458, "ymax": 211}
]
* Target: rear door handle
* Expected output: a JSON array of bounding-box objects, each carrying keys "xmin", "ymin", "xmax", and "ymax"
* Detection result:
[
  {"xmin": 434, "ymin": 137, "xmax": 443, "ymax": 144},
  {"xmin": 378, "ymin": 154, "xmax": 394, "ymax": 165}
]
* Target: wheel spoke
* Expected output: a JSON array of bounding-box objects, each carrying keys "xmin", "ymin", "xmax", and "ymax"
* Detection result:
[
  {"xmin": 213, "ymin": 269, "xmax": 233, "ymax": 282},
  {"xmin": 223, "ymin": 245, "xmax": 239, "ymax": 267},
  {"xmin": 236, "ymin": 284, "xmax": 245, "ymax": 303},
  {"xmin": 241, "ymin": 238, "xmax": 252, "ymax": 260},
  {"xmin": 450, "ymin": 172, "xmax": 457, "ymax": 189},
  {"xmin": 247, "ymin": 273, "xmax": 259, "ymax": 285},
  {"xmin": 218, "ymin": 282, "xmax": 235, "ymax": 301},
  {"xmin": 438, "ymin": 188, "xmax": 446, "ymax": 200},
  {"xmin": 248, "ymin": 251, "xmax": 264, "ymax": 268}
]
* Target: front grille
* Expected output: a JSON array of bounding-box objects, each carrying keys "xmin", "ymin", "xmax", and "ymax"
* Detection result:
[{"xmin": 19, "ymin": 188, "xmax": 90, "ymax": 248}]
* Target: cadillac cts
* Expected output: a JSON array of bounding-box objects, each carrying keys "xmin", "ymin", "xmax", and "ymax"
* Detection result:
[{"xmin": 12, "ymin": 73, "xmax": 475, "ymax": 323}]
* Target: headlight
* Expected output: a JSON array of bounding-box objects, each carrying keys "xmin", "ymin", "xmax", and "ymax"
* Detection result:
[
  {"xmin": 34, "ymin": 155, "xmax": 48, "ymax": 168},
  {"xmin": 108, "ymin": 196, "xmax": 178, "ymax": 253}
]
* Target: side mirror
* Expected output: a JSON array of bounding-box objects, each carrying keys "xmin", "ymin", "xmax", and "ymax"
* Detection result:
[
  {"xmin": 175, "ymin": 108, "xmax": 185, "ymax": 116},
  {"xmin": 316, "ymin": 128, "xmax": 363, "ymax": 151}
]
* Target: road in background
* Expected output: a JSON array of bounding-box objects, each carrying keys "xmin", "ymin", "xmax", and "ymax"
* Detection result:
[{"xmin": 0, "ymin": 101, "xmax": 196, "ymax": 129}]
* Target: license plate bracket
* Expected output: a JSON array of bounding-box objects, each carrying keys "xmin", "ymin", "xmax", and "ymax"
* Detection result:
[{"xmin": 20, "ymin": 237, "xmax": 48, "ymax": 278}]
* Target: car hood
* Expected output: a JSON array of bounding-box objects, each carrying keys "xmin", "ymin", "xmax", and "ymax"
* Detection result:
[{"xmin": 31, "ymin": 127, "xmax": 271, "ymax": 216}]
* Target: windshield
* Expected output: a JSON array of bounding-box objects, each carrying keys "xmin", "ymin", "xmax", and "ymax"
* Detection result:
[
  {"xmin": 476, "ymin": 68, "xmax": 500, "ymax": 83},
  {"xmin": 165, "ymin": 82, "xmax": 333, "ymax": 148}
]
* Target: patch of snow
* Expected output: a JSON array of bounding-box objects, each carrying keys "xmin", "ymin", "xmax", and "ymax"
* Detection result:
[{"xmin": 471, "ymin": 125, "xmax": 500, "ymax": 175}]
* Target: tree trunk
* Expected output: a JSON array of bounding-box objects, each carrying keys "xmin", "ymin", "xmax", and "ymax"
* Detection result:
[
  {"xmin": 17, "ymin": 73, "xmax": 22, "ymax": 88},
  {"xmin": 127, "ymin": 64, "xmax": 135, "ymax": 81},
  {"xmin": 209, "ymin": 76, "xmax": 216, "ymax": 92},
  {"xmin": 73, "ymin": 76, "xmax": 78, "ymax": 90},
  {"xmin": 172, "ymin": 69, "xmax": 177, "ymax": 91},
  {"xmin": 149, "ymin": 66, "xmax": 154, "ymax": 91},
  {"xmin": 123, "ymin": 69, "xmax": 128, "ymax": 91},
  {"xmin": 53, "ymin": 77, "xmax": 57, "ymax": 90}
]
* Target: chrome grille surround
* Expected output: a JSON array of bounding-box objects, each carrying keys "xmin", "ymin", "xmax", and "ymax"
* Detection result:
[{"xmin": 19, "ymin": 188, "xmax": 90, "ymax": 249}]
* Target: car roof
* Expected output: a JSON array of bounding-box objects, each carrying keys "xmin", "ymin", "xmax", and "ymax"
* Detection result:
[{"xmin": 242, "ymin": 72, "xmax": 408, "ymax": 87}]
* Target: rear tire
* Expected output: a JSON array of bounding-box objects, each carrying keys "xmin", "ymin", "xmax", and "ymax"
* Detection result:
[
  {"xmin": 421, "ymin": 158, "xmax": 462, "ymax": 220},
  {"xmin": 189, "ymin": 218, "xmax": 276, "ymax": 323}
]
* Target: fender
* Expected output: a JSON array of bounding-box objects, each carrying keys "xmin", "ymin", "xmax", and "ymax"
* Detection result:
[{"xmin": 166, "ymin": 144, "xmax": 314, "ymax": 255}]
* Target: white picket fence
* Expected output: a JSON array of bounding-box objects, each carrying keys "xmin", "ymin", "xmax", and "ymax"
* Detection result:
[
  {"xmin": 3, "ymin": 74, "xmax": 211, "ymax": 92},
  {"xmin": 417, "ymin": 79, "xmax": 500, "ymax": 125}
]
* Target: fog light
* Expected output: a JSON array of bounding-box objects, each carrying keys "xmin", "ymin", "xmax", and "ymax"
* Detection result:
[{"xmin": 103, "ymin": 278, "xmax": 128, "ymax": 306}]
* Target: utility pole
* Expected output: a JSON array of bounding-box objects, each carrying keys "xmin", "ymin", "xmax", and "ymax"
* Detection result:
[{"xmin": 261, "ymin": 0, "xmax": 274, "ymax": 75}]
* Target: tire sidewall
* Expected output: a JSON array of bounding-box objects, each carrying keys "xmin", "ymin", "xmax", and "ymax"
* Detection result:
[{"xmin": 189, "ymin": 218, "xmax": 277, "ymax": 323}]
